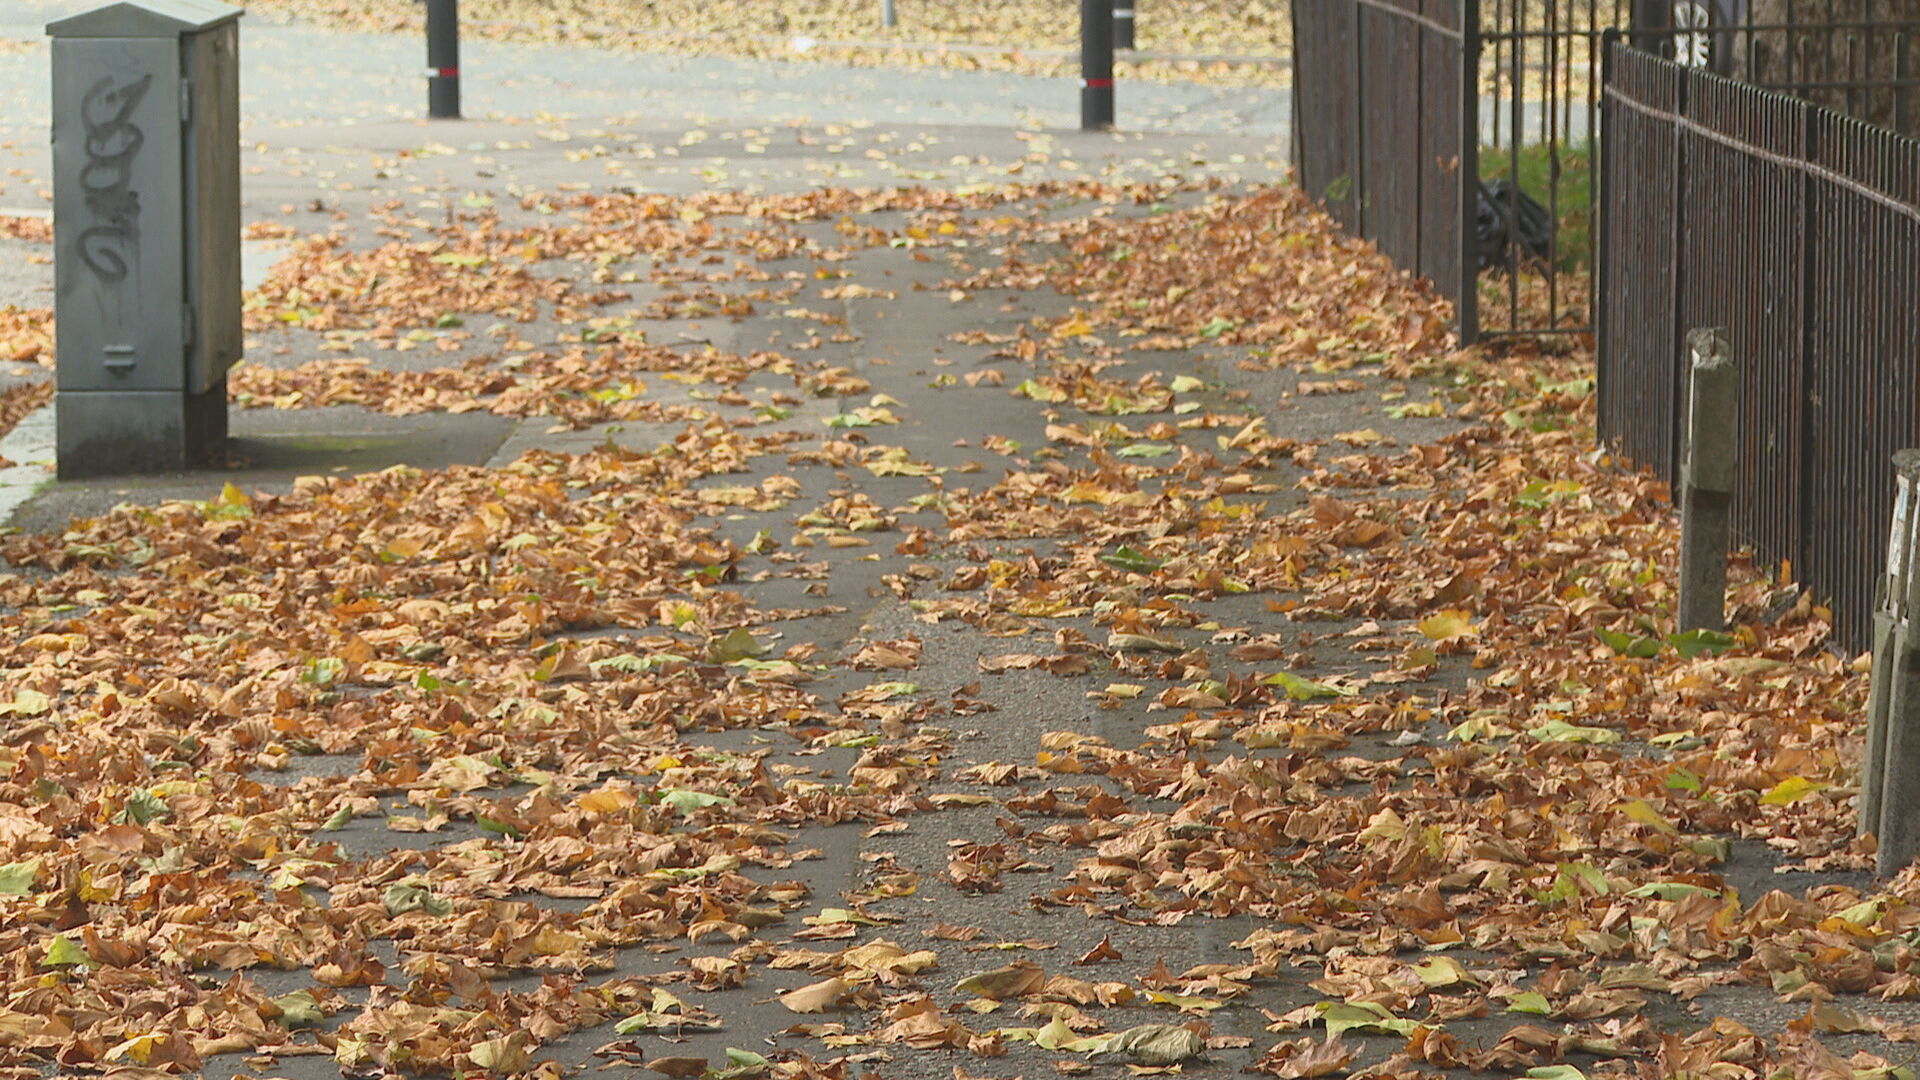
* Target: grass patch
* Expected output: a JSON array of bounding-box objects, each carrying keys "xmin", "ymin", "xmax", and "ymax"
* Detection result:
[{"xmin": 1480, "ymin": 140, "xmax": 1592, "ymax": 271}]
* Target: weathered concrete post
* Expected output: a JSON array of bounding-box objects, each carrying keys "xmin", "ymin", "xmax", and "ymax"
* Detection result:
[
  {"xmin": 47, "ymin": 0, "xmax": 242, "ymax": 478},
  {"xmin": 1677, "ymin": 326, "xmax": 1736, "ymax": 633},
  {"xmin": 1863, "ymin": 452, "xmax": 1920, "ymax": 848}
]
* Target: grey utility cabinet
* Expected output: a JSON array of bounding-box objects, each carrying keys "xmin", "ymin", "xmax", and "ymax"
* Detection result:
[{"xmin": 47, "ymin": 0, "xmax": 242, "ymax": 478}]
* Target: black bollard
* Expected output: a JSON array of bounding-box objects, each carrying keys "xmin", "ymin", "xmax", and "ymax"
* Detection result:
[
  {"xmin": 1081, "ymin": 0, "xmax": 1114, "ymax": 129},
  {"xmin": 427, "ymin": 0, "xmax": 461, "ymax": 119},
  {"xmin": 1114, "ymin": 0, "xmax": 1135, "ymax": 51}
]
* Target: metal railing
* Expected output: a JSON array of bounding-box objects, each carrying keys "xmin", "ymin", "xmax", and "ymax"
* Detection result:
[
  {"xmin": 1292, "ymin": 0, "xmax": 1627, "ymax": 343},
  {"xmin": 1292, "ymin": 0, "xmax": 1477, "ymax": 337},
  {"xmin": 1599, "ymin": 40, "xmax": 1920, "ymax": 651},
  {"xmin": 1294, "ymin": 2, "xmax": 1920, "ymax": 346}
]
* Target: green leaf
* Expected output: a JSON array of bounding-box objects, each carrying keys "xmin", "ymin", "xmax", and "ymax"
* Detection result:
[
  {"xmin": 1761, "ymin": 776, "xmax": 1829, "ymax": 806},
  {"xmin": 302, "ymin": 656, "xmax": 346, "ymax": 686},
  {"xmin": 1596, "ymin": 627, "xmax": 1662, "ymax": 657},
  {"xmin": 660, "ymin": 790, "xmax": 735, "ymax": 814},
  {"xmin": 1838, "ymin": 897, "xmax": 1888, "ymax": 925},
  {"xmin": 475, "ymin": 815, "xmax": 523, "ymax": 839},
  {"xmin": 1524, "ymin": 1067, "xmax": 1590, "ymax": 1080},
  {"xmin": 383, "ymin": 881, "xmax": 453, "ymax": 917},
  {"xmin": 1664, "ymin": 766, "xmax": 1704, "ymax": 794},
  {"xmin": 614, "ymin": 1012, "xmax": 668, "ymax": 1035},
  {"xmin": 863, "ymin": 682, "xmax": 920, "ymax": 700},
  {"xmin": 1100, "ymin": 546, "xmax": 1163, "ymax": 572},
  {"xmin": 1198, "ymin": 316, "xmax": 1237, "ymax": 338},
  {"xmin": 1667, "ymin": 628, "xmax": 1737, "ymax": 659},
  {"xmin": 116, "ymin": 789, "xmax": 171, "ymax": 826},
  {"xmin": 1262, "ymin": 670, "xmax": 1348, "ymax": 701},
  {"xmin": 1527, "ymin": 718, "xmax": 1622, "ymax": 744},
  {"xmin": 708, "ymin": 628, "xmax": 772, "ymax": 663},
  {"xmin": 273, "ymin": 989, "xmax": 325, "ymax": 1027},
  {"xmin": 712, "ymin": 1048, "xmax": 772, "ymax": 1080},
  {"xmin": 43, "ymin": 934, "xmax": 90, "ymax": 967},
  {"xmin": 0, "ymin": 859, "xmax": 38, "ymax": 895},
  {"xmin": 1014, "ymin": 379, "xmax": 1068, "ymax": 403},
  {"xmin": 1169, "ymin": 375, "xmax": 1205, "ymax": 394},
  {"xmin": 1625, "ymin": 882, "xmax": 1720, "ymax": 900},
  {"xmin": 1115, "ymin": 442, "xmax": 1176, "ymax": 458},
  {"xmin": 1506, "ymin": 991, "xmax": 1552, "ymax": 1015},
  {"xmin": 1315, "ymin": 1000, "xmax": 1420, "ymax": 1039}
]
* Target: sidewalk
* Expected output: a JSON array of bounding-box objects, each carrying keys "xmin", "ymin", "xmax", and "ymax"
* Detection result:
[{"xmin": 0, "ymin": 5, "xmax": 1893, "ymax": 1080}]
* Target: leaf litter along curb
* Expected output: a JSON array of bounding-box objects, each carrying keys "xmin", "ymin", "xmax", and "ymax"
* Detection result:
[
  {"xmin": 236, "ymin": 0, "xmax": 1294, "ymax": 87},
  {"xmin": 0, "ymin": 180, "xmax": 1902, "ymax": 1080}
]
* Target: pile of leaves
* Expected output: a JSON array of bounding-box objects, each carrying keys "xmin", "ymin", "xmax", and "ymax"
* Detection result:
[
  {"xmin": 0, "ymin": 307, "xmax": 51, "ymax": 368},
  {"xmin": 0, "ymin": 171, "xmax": 1906, "ymax": 1080},
  {"xmin": 0, "ymin": 216, "xmax": 51, "ymax": 245}
]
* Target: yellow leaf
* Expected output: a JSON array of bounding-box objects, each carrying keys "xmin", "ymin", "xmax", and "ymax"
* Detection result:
[
  {"xmin": 1761, "ymin": 776, "xmax": 1829, "ymax": 806},
  {"xmin": 1357, "ymin": 807, "xmax": 1408, "ymax": 845},
  {"xmin": 1618, "ymin": 799, "xmax": 1677, "ymax": 833},
  {"xmin": 1417, "ymin": 610, "xmax": 1477, "ymax": 640},
  {"xmin": 1334, "ymin": 428, "xmax": 1391, "ymax": 447},
  {"xmin": 577, "ymin": 784, "xmax": 638, "ymax": 815},
  {"xmin": 105, "ymin": 1032, "xmax": 166, "ymax": 1064}
]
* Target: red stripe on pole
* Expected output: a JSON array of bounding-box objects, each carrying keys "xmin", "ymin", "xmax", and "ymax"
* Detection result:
[
  {"xmin": 435, "ymin": 67, "xmax": 459, "ymax": 77},
  {"xmin": 1083, "ymin": 77, "xmax": 1113, "ymax": 87}
]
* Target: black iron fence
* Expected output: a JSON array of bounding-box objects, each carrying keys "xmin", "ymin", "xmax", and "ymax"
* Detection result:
[
  {"xmin": 1598, "ymin": 40, "xmax": 1920, "ymax": 651},
  {"xmin": 1292, "ymin": 0, "xmax": 1628, "ymax": 343},
  {"xmin": 1293, "ymin": 2, "xmax": 1920, "ymax": 345},
  {"xmin": 1291, "ymin": 1, "xmax": 1477, "ymax": 335}
]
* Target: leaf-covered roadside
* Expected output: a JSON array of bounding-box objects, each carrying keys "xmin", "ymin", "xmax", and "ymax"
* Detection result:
[
  {"xmin": 0, "ymin": 176, "xmax": 1905, "ymax": 1080},
  {"xmin": 236, "ymin": 0, "xmax": 1293, "ymax": 87}
]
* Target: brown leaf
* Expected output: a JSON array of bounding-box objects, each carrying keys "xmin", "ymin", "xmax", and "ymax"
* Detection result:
[{"xmin": 779, "ymin": 977, "xmax": 851, "ymax": 1013}]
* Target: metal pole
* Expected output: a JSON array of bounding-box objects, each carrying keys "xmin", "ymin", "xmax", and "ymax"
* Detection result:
[
  {"xmin": 882, "ymin": 0, "xmax": 896, "ymax": 29},
  {"xmin": 1114, "ymin": 0, "xmax": 1135, "ymax": 51},
  {"xmin": 426, "ymin": 0, "xmax": 461, "ymax": 120},
  {"xmin": 1081, "ymin": 0, "xmax": 1114, "ymax": 130},
  {"xmin": 1458, "ymin": 0, "xmax": 1481, "ymax": 345},
  {"xmin": 1677, "ymin": 327, "xmax": 1736, "ymax": 633}
]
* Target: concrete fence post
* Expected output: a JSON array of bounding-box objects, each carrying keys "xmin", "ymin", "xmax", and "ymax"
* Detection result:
[
  {"xmin": 1871, "ymin": 451, "xmax": 1920, "ymax": 875},
  {"xmin": 1678, "ymin": 326, "xmax": 1736, "ymax": 633}
]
